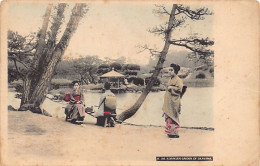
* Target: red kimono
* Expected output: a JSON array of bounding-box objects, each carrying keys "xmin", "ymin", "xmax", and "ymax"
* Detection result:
[{"xmin": 65, "ymin": 90, "xmax": 85, "ymax": 120}]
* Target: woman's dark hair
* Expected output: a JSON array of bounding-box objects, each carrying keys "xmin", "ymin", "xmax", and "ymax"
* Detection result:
[
  {"xmin": 104, "ymin": 82, "xmax": 111, "ymax": 90},
  {"xmin": 170, "ymin": 63, "xmax": 181, "ymax": 74},
  {"xmin": 72, "ymin": 80, "xmax": 80, "ymax": 86}
]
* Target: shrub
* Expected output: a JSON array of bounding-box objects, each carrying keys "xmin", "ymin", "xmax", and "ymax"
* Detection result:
[
  {"xmin": 97, "ymin": 68, "xmax": 110, "ymax": 74},
  {"xmin": 122, "ymin": 64, "xmax": 140, "ymax": 71},
  {"xmin": 196, "ymin": 73, "xmax": 206, "ymax": 79},
  {"xmin": 125, "ymin": 71, "xmax": 137, "ymax": 76},
  {"xmin": 133, "ymin": 77, "xmax": 144, "ymax": 86},
  {"xmin": 209, "ymin": 67, "xmax": 214, "ymax": 73},
  {"xmin": 98, "ymin": 64, "xmax": 110, "ymax": 69},
  {"xmin": 52, "ymin": 84, "xmax": 60, "ymax": 90},
  {"xmin": 145, "ymin": 77, "xmax": 160, "ymax": 86},
  {"xmin": 110, "ymin": 62, "xmax": 122, "ymax": 71},
  {"xmin": 127, "ymin": 77, "xmax": 135, "ymax": 83}
]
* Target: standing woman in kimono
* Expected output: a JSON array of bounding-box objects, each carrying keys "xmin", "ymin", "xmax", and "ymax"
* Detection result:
[
  {"xmin": 162, "ymin": 64, "xmax": 183, "ymax": 138},
  {"xmin": 65, "ymin": 81, "xmax": 86, "ymax": 124}
]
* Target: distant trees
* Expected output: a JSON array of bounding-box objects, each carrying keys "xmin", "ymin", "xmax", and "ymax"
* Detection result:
[
  {"xmin": 73, "ymin": 56, "xmax": 102, "ymax": 84},
  {"xmin": 54, "ymin": 56, "xmax": 138, "ymax": 82},
  {"xmin": 54, "ymin": 60, "xmax": 75, "ymax": 79}
]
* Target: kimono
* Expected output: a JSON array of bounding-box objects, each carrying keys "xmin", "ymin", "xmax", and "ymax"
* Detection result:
[
  {"xmin": 96, "ymin": 90, "xmax": 116, "ymax": 127},
  {"xmin": 65, "ymin": 90, "xmax": 85, "ymax": 121},
  {"xmin": 162, "ymin": 75, "xmax": 183, "ymax": 136},
  {"xmin": 97, "ymin": 90, "xmax": 116, "ymax": 116}
]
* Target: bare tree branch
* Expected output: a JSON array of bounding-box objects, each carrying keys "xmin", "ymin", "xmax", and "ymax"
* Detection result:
[
  {"xmin": 153, "ymin": 4, "xmax": 171, "ymax": 15},
  {"xmin": 8, "ymin": 45, "xmax": 36, "ymax": 55},
  {"xmin": 136, "ymin": 44, "xmax": 161, "ymax": 56},
  {"xmin": 176, "ymin": 5, "xmax": 213, "ymax": 20},
  {"xmin": 43, "ymin": 3, "xmax": 67, "ymax": 67},
  {"xmin": 167, "ymin": 17, "xmax": 186, "ymax": 32},
  {"xmin": 9, "ymin": 55, "xmax": 31, "ymax": 69},
  {"xmin": 149, "ymin": 15, "xmax": 186, "ymax": 38},
  {"xmin": 26, "ymin": 35, "xmax": 37, "ymax": 46},
  {"xmin": 169, "ymin": 36, "xmax": 214, "ymax": 62},
  {"xmin": 13, "ymin": 59, "xmax": 25, "ymax": 77},
  {"xmin": 148, "ymin": 24, "xmax": 167, "ymax": 36},
  {"xmin": 48, "ymin": 3, "xmax": 67, "ymax": 45}
]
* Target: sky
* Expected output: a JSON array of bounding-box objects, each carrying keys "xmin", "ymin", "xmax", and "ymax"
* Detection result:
[{"xmin": 8, "ymin": 2, "xmax": 214, "ymax": 65}]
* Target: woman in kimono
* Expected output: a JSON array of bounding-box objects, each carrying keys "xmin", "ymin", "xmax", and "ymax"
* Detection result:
[
  {"xmin": 162, "ymin": 63, "xmax": 183, "ymax": 138},
  {"xmin": 65, "ymin": 81, "xmax": 85, "ymax": 124},
  {"xmin": 96, "ymin": 82, "xmax": 117, "ymax": 127}
]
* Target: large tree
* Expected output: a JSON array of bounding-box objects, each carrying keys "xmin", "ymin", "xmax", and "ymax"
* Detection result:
[
  {"xmin": 8, "ymin": 3, "xmax": 89, "ymax": 114},
  {"xmin": 117, "ymin": 4, "xmax": 214, "ymax": 122}
]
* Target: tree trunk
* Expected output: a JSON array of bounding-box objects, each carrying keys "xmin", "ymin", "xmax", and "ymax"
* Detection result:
[
  {"xmin": 86, "ymin": 72, "xmax": 94, "ymax": 84},
  {"xmin": 32, "ymin": 4, "xmax": 53, "ymax": 70},
  {"xmin": 20, "ymin": 75, "xmax": 31, "ymax": 106},
  {"xmin": 88, "ymin": 70, "xmax": 96, "ymax": 83},
  {"xmin": 117, "ymin": 4, "xmax": 177, "ymax": 122},
  {"xmin": 80, "ymin": 74, "xmax": 88, "ymax": 85},
  {"xmin": 19, "ymin": 4, "xmax": 87, "ymax": 114},
  {"xmin": 44, "ymin": 3, "xmax": 67, "ymax": 65},
  {"xmin": 19, "ymin": 4, "xmax": 53, "ymax": 109}
]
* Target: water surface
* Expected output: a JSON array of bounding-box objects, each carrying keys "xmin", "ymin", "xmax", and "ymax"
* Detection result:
[{"xmin": 84, "ymin": 87, "xmax": 214, "ymax": 128}]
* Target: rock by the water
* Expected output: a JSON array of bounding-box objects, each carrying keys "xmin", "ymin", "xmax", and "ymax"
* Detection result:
[
  {"xmin": 8, "ymin": 105, "xmax": 17, "ymax": 111},
  {"xmin": 46, "ymin": 94, "xmax": 54, "ymax": 99}
]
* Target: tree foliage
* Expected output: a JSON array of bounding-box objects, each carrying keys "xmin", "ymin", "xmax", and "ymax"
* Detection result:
[
  {"xmin": 97, "ymin": 64, "xmax": 110, "ymax": 75},
  {"xmin": 122, "ymin": 64, "xmax": 141, "ymax": 71},
  {"xmin": 110, "ymin": 62, "xmax": 122, "ymax": 71},
  {"xmin": 8, "ymin": 30, "xmax": 37, "ymax": 80},
  {"xmin": 73, "ymin": 56, "xmax": 102, "ymax": 84}
]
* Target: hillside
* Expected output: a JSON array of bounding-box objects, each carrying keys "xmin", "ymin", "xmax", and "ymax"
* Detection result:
[{"xmin": 140, "ymin": 50, "xmax": 205, "ymax": 73}]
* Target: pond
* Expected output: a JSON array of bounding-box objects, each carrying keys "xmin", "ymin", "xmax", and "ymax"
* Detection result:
[
  {"xmin": 84, "ymin": 87, "xmax": 214, "ymax": 128},
  {"xmin": 9, "ymin": 87, "xmax": 213, "ymax": 128}
]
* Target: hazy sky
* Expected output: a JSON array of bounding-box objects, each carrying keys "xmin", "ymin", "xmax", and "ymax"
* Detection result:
[{"xmin": 8, "ymin": 2, "xmax": 214, "ymax": 65}]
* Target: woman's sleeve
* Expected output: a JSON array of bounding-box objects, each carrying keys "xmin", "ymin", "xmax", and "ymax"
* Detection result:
[
  {"xmin": 80, "ymin": 91, "xmax": 85, "ymax": 102},
  {"xmin": 169, "ymin": 79, "xmax": 183, "ymax": 95}
]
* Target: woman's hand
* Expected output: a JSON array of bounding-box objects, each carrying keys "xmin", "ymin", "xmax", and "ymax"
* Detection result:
[{"xmin": 81, "ymin": 101, "xmax": 85, "ymax": 107}]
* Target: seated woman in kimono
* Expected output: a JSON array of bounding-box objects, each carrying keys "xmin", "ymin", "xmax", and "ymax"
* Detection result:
[
  {"xmin": 95, "ymin": 82, "xmax": 117, "ymax": 127},
  {"xmin": 65, "ymin": 81, "xmax": 85, "ymax": 124}
]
